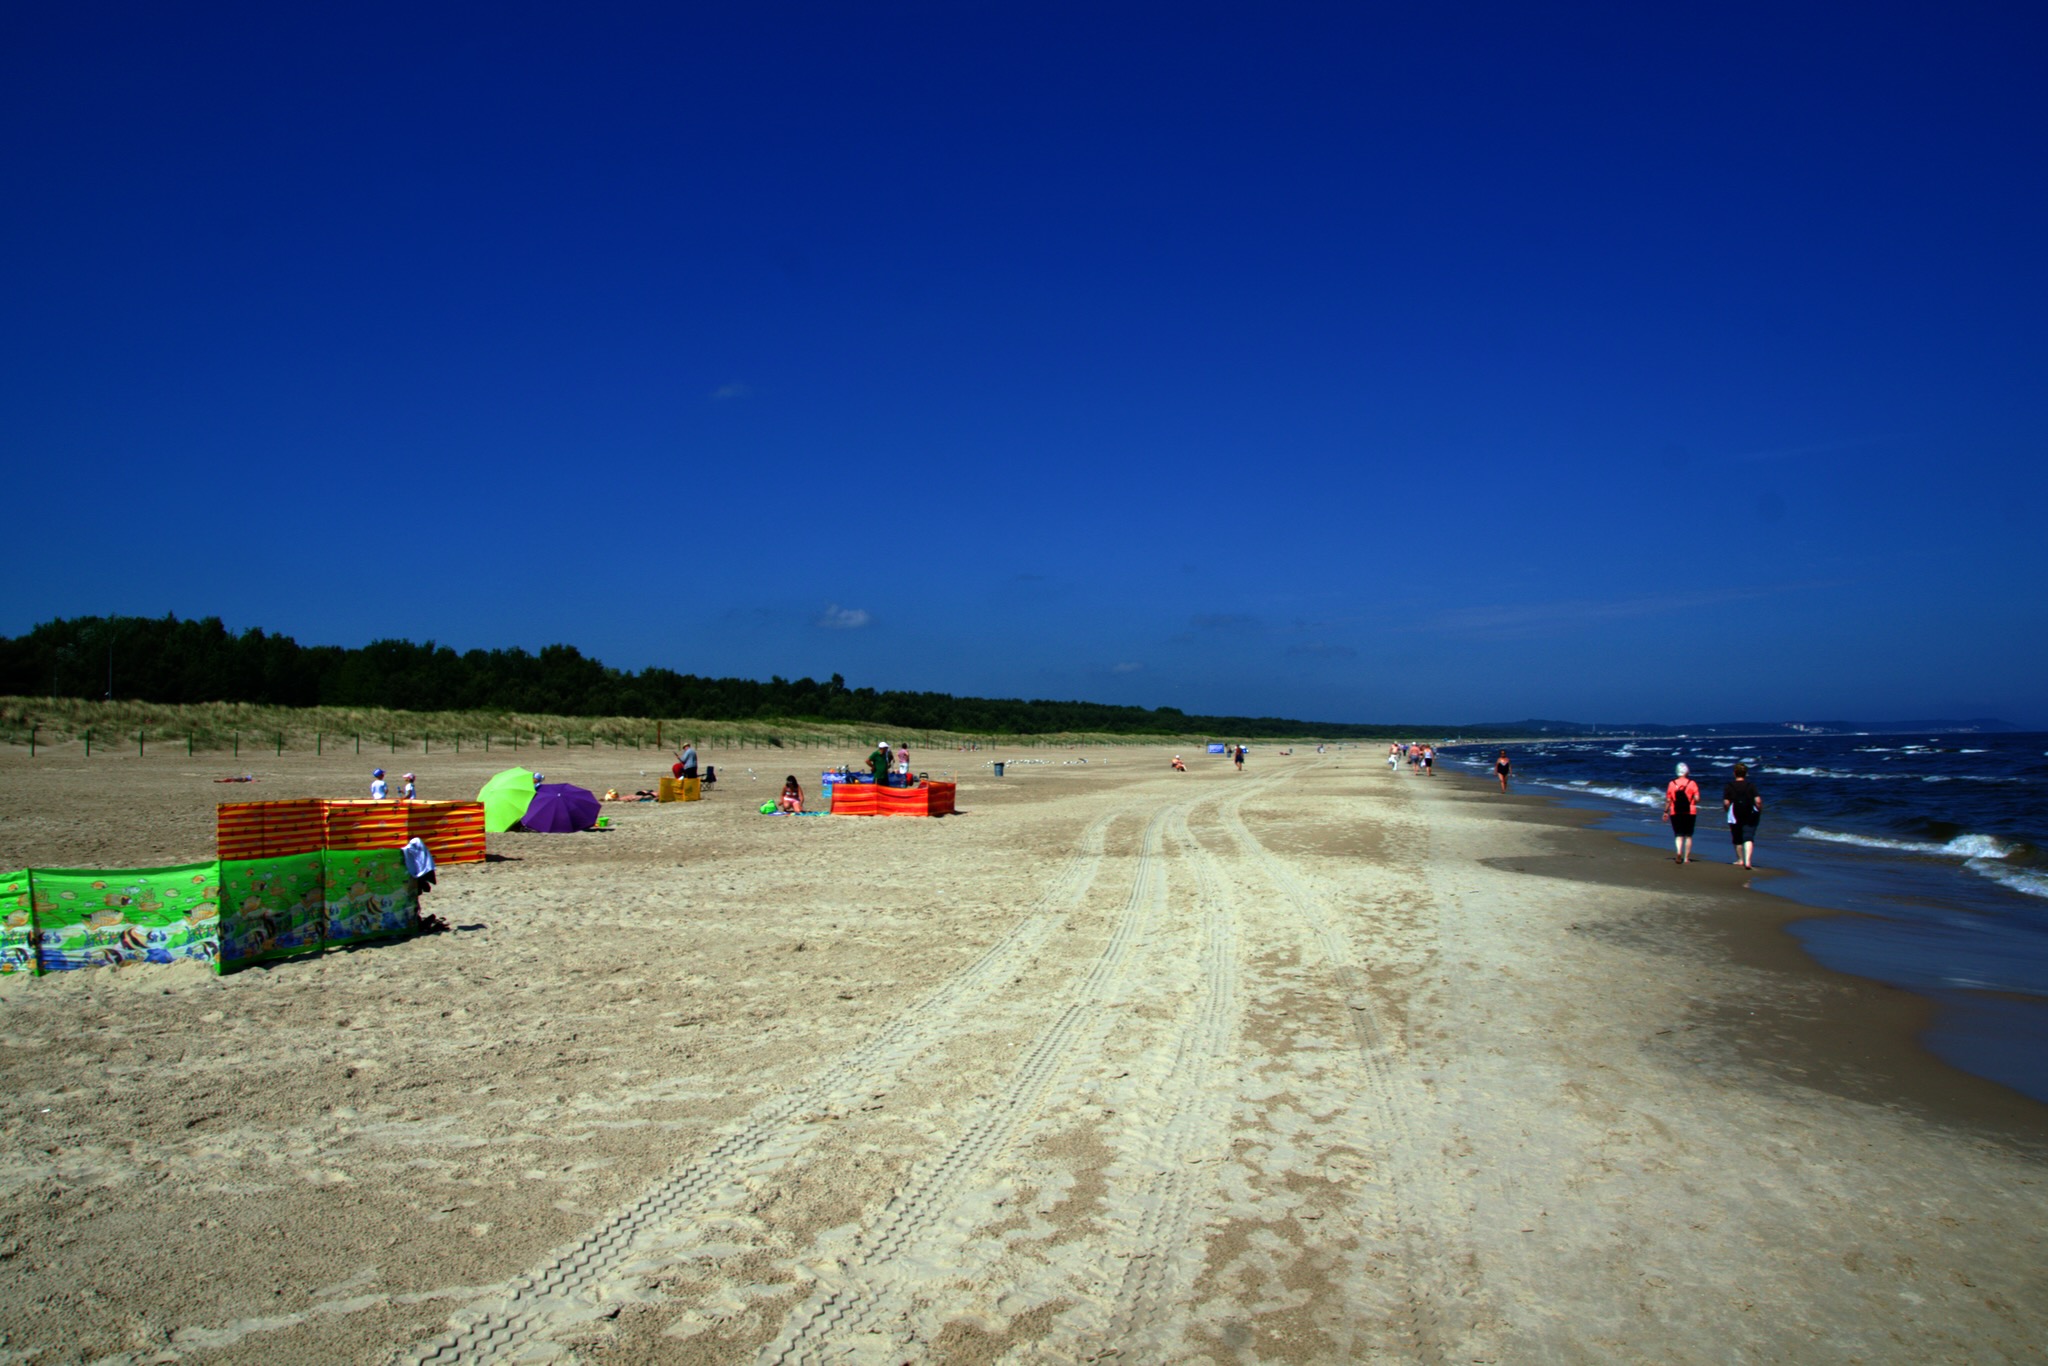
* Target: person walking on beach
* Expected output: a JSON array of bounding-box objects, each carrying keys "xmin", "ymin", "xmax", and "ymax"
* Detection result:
[
  {"xmin": 1665, "ymin": 762, "xmax": 1701, "ymax": 864},
  {"xmin": 1723, "ymin": 763, "xmax": 1763, "ymax": 868},
  {"xmin": 1494, "ymin": 750, "xmax": 1513, "ymax": 793},
  {"xmin": 1389, "ymin": 744, "xmax": 1401, "ymax": 773},
  {"xmin": 1234, "ymin": 744, "xmax": 1246, "ymax": 771},
  {"xmin": 1423, "ymin": 744, "xmax": 1436, "ymax": 776}
]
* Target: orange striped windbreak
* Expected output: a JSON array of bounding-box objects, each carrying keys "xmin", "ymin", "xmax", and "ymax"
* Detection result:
[{"xmin": 216, "ymin": 800, "xmax": 486, "ymax": 864}]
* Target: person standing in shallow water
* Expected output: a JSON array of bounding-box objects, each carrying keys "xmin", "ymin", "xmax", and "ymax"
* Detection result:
[
  {"xmin": 1665, "ymin": 762, "xmax": 1701, "ymax": 864},
  {"xmin": 1724, "ymin": 762, "xmax": 1763, "ymax": 869}
]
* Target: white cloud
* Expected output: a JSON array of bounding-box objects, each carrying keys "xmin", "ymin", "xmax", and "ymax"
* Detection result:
[
  {"xmin": 710, "ymin": 381, "xmax": 752, "ymax": 400},
  {"xmin": 815, "ymin": 604, "xmax": 871, "ymax": 630}
]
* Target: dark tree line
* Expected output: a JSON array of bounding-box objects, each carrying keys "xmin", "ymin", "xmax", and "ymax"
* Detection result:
[{"xmin": 0, "ymin": 615, "xmax": 1405, "ymax": 737}]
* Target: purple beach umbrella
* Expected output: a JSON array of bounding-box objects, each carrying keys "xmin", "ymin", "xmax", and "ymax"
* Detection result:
[{"xmin": 522, "ymin": 782, "xmax": 602, "ymax": 833}]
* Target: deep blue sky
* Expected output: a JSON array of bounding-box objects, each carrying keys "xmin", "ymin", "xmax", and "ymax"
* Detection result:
[{"xmin": 6, "ymin": 3, "xmax": 2045, "ymax": 725}]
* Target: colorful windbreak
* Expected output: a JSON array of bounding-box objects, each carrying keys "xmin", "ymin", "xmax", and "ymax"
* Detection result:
[
  {"xmin": 217, "ymin": 799, "xmax": 485, "ymax": 864},
  {"xmin": 23, "ymin": 863, "xmax": 221, "ymax": 972},
  {"xmin": 2, "ymin": 871, "xmax": 35, "ymax": 975}
]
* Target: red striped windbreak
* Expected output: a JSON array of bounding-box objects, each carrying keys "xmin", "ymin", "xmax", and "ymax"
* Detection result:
[
  {"xmin": 827, "ymin": 782, "xmax": 956, "ymax": 817},
  {"xmin": 216, "ymin": 800, "xmax": 486, "ymax": 864},
  {"xmin": 404, "ymin": 803, "xmax": 487, "ymax": 864},
  {"xmin": 216, "ymin": 800, "xmax": 326, "ymax": 861}
]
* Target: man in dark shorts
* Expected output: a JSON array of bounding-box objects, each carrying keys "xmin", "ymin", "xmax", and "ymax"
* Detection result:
[{"xmin": 1723, "ymin": 762, "xmax": 1763, "ymax": 869}]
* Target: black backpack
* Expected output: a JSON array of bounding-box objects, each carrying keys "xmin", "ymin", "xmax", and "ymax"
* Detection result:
[{"xmin": 1671, "ymin": 781, "xmax": 1694, "ymax": 816}]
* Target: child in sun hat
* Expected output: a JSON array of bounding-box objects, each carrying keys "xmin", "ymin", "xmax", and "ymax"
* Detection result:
[
  {"xmin": 401, "ymin": 772, "xmax": 417, "ymax": 800},
  {"xmin": 370, "ymin": 768, "xmax": 389, "ymax": 799}
]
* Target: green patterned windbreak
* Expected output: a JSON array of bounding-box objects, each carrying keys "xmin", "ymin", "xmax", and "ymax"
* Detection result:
[
  {"xmin": 7, "ymin": 849, "xmax": 418, "ymax": 976},
  {"xmin": 25, "ymin": 863, "xmax": 220, "ymax": 972}
]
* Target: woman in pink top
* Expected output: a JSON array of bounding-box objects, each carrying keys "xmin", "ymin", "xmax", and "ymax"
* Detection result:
[{"xmin": 1664, "ymin": 762, "xmax": 1701, "ymax": 864}]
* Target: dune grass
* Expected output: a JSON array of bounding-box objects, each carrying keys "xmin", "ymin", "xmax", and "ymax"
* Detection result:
[{"xmin": 0, "ymin": 697, "xmax": 1256, "ymax": 757}]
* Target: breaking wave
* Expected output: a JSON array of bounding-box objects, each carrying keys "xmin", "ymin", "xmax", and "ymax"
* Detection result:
[{"xmin": 1793, "ymin": 827, "xmax": 2013, "ymax": 860}]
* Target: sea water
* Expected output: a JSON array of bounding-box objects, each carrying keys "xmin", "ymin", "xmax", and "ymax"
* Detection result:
[{"xmin": 1443, "ymin": 732, "xmax": 2048, "ymax": 1102}]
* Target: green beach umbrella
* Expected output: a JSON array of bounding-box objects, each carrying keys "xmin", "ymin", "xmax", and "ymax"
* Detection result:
[{"xmin": 478, "ymin": 767, "xmax": 538, "ymax": 833}]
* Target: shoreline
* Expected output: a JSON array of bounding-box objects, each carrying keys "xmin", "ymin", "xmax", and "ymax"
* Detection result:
[{"xmin": 1429, "ymin": 763, "xmax": 2048, "ymax": 1145}]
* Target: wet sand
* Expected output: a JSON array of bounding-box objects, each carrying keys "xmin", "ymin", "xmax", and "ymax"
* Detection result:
[{"xmin": 0, "ymin": 743, "xmax": 2043, "ymax": 1363}]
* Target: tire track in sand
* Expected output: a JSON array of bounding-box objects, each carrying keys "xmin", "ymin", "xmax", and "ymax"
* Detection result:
[
  {"xmin": 395, "ymin": 812, "xmax": 1119, "ymax": 1366},
  {"xmin": 1216, "ymin": 775, "xmax": 1453, "ymax": 1364},
  {"xmin": 757, "ymin": 799, "xmax": 1186, "ymax": 1365},
  {"xmin": 1066, "ymin": 789, "xmax": 1250, "ymax": 1352}
]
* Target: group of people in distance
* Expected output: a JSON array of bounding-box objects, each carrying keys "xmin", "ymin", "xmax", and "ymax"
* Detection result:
[
  {"xmin": 866, "ymin": 740, "xmax": 915, "ymax": 786},
  {"xmin": 1664, "ymin": 762, "xmax": 1764, "ymax": 868},
  {"xmin": 1388, "ymin": 742, "xmax": 1437, "ymax": 776}
]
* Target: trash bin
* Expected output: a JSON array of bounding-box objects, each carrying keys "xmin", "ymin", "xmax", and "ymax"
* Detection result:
[{"xmin": 993, "ymin": 761, "xmax": 1006, "ymax": 776}]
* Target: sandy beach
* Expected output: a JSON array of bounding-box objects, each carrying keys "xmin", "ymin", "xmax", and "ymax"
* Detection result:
[{"xmin": 1, "ymin": 743, "xmax": 2043, "ymax": 1364}]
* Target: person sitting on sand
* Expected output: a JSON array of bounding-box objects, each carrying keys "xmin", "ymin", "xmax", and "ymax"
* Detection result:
[
  {"xmin": 1172, "ymin": 755, "xmax": 1186, "ymax": 771},
  {"xmin": 779, "ymin": 775, "xmax": 804, "ymax": 813}
]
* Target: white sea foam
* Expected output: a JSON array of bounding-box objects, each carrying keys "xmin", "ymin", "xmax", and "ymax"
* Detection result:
[
  {"xmin": 1560, "ymin": 780, "xmax": 1664, "ymax": 807},
  {"xmin": 1967, "ymin": 860, "xmax": 2048, "ymax": 900},
  {"xmin": 1765, "ymin": 766, "xmax": 1826, "ymax": 776},
  {"xmin": 1794, "ymin": 826, "xmax": 2013, "ymax": 860}
]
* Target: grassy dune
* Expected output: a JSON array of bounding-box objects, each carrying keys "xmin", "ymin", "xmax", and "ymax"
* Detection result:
[{"xmin": 0, "ymin": 697, "xmax": 1240, "ymax": 756}]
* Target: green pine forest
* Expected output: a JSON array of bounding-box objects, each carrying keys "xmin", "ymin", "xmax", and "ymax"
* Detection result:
[{"xmin": 0, "ymin": 614, "xmax": 1433, "ymax": 743}]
